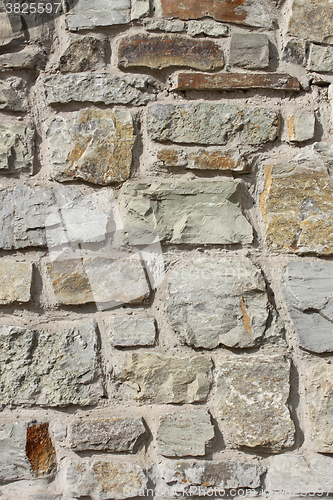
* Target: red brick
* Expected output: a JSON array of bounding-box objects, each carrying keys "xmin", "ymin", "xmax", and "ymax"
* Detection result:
[{"xmin": 174, "ymin": 73, "xmax": 301, "ymax": 91}]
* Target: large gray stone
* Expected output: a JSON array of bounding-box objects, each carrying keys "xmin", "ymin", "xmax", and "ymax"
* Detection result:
[
  {"xmin": 0, "ymin": 46, "xmax": 42, "ymax": 70},
  {"xmin": 287, "ymin": 0, "xmax": 333, "ymax": 45},
  {"xmin": 0, "ymin": 124, "xmax": 34, "ymax": 174},
  {"xmin": 281, "ymin": 262, "xmax": 333, "ymax": 353},
  {"xmin": 0, "ymin": 77, "xmax": 27, "ymax": 111},
  {"xmin": 165, "ymin": 256, "xmax": 270, "ymax": 349},
  {"xmin": 42, "ymin": 73, "xmax": 157, "ymax": 106},
  {"xmin": 147, "ymin": 103, "xmax": 279, "ymax": 145},
  {"xmin": 117, "ymin": 352, "xmax": 213, "ymax": 404},
  {"xmin": 217, "ymin": 355, "xmax": 295, "ymax": 452},
  {"xmin": 156, "ymin": 410, "xmax": 214, "ymax": 457},
  {"xmin": 112, "ymin": 317, "xmax": 156, "ymax": 347},
  {"xmin": 0, "ymin": 261, "xmax": 33, "ymax": 304},
  {"xmin": 308, "ymin": 364, "xmax": 333, "ymax": 452},
  {"xmin": 308, "ymin": 44, "xmax": 333, "ymax": 73},
  {"xmin": 0, "ymin": 320, "xmax": 103, "ymax": 407},
  {"xmin": 65, "ymin": 460, "xmax": 147, "ymax": 500},
  {"xmin": 229, "ymin": 33, "xmax": 270, "ymax": 69},
  {"xmin": 122, "ymin": 182, "xmax": 253, "ymax": 246},
  {"xmin": 69, "ymin": 417, "xmax": 147, "ymax": 452}
]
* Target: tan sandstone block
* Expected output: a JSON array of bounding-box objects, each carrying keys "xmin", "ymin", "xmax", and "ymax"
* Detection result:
[{"xmin": 0, "ymin": 261, "xmax": 33, "ymax": 304}]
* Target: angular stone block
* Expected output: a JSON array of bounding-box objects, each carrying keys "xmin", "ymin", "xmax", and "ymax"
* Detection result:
[
  {"xmin": 65, "ymin": 460, "xmax": 147, "ymax": 500},
  {"xmin": 122, "ymin": 181, "xmax": 253, "ymax": 246},
  {"xmin": 165, "ymin": 256, "xmax": 270, "ymax": 349},
  {"xmin": 287, "ymin": 112, "xmax": 315, "ymax": 142},
  {"xmin": 308, "ymin": 44, "xmax": 333, "ymax": 73},
  {"xmin": 287, "ymin": 0, "xmax": 333, "ymax": 45},
  {"xmin": 282, "ymin": 39, "xmax": 306, "ymax": 65},
  {"xmin": 0, "ymin": 320, "xmax": 103, "ymax": 407},
  {"xmin": 118, "ymin": 352, "xmax": 213, "ymax": 404},
  {"xmin": 229, "ymin": 33, "xmax": 269, "ymax": 69},
  {"xmin": 47, "ymin": 108, "xmax": 135, "ymax": 185},
  {"xmin": 309, "ymin": 364, "xmax": 333, "ymax": 452},
  {"xmin": 157, "ymin": 148, "xmax": 250, "ymax": 172},
  {"xmin": 0, "ymin": 124, "xmax": 34, "ymax": 174},
  {"xmin": 144, "ymin": 19, "xmax": 185, "ymax": 32},
  {"xmin": 0, "ymin": 46, "xmax": 42, "ymax": 70},
  {"xmin": 156, "ymin": 410, "xmax": 214, "ymax": 457},
  {"xmin": 281, "ymin": 261, "xmax": 333, "ymax": 354},
  {"xmin": 59, "ymin": 36, "xmax": 107, "ymax": 73},
  {"xmin": 147, "ymin": 103, "xmax": 280, "ymax": 145},
  {"xmin": 217, "ymin": 355, "xmax": 295, "ymax": 452},
  {"xmin": 0, "ymin": 261, "xmax": 33, "ymax": 304},
  {"xmin": 187, "ymin": 20, "xmax": 229, "ymax": 37},
  {"xmin": 261, "ymin": 150, "xmax": 333, "ymax": 254},
  {"xmin": 112, "ymin": 317, "xmax": 156, "ymax": 347},
  {"xmin": 42, "ymin": 73, "xmax": 157, "ymax": 106},
  {"xmin": 69, "ymin": 417, "xmax": 147, "ymax": 452},
  {"xmin": 0, "ymin": 76, "xmax": 27, "ymax": 111},
  {"xmin": 118, "ymin": 34, "xmax": 224, "ymax": 70}
]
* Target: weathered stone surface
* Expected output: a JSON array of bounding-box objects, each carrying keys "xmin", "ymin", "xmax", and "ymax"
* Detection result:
[
  {"xmin": 0, "ymin": 76, "xmax": 27, "ymax": 111},
  {"xmin": 174, "ymin": 72, "xmax": 300, "ymax": 91},
  {"xmin": 65, "ymin": 460, "xmax": 147, "ymax": 500},
  {"xmin": 118, "ymin": 34, "xmax": 224, "ymax": 71},
  {"xmin": 69, "ymin": 417, "xmax": 147, "ymax": 452},
  {"xmin": 287, "ymin": 0, "xmax": 333, "ymax": 45},
  {"xmin": 112, "ymin": 317, "xmax": 156, "ymax": 347},
  {"xmin": 161, "ymin": 0, "xmax": 275, "ymax": 29},
  {"xmin": 187, "ymin": 20, "xmax": 229, "ymax": 37},
  {"xmin": 261, "ymin": 150, "xmax": 333, "ymax": 254},
  {"xmin": 287, "ymin": 112, "xmax": 315, "ymax": 142},
  {"xmin": 131, "ymin": 0, "xmax": 150, "ymax": 20},
  {"xmin": 47, "ymin": 108, "xmax": 135, "ymax": 185},
  {"xmin": 266, "ymin": 454, "xmax": 333, "ymax": 495},
  {"xmin": 0, "ymin": 12, "xmax": 26, "ymax": 48},
  {"xmin": 0, "ymin": 320, "xmax": 103, "ymax": 407},
  {"xmin": 217, "ymin": 355, "xmax": 295, "ymax": 452},
  {"xmin": 0, "ymin": 46, "xmax": 42, "ymax": 70},
  {"xmin": 157, "ymin": 148, "xmax": 250, "ymax": 172},
  {"xmin": 309, "ymin": 364, "xmax": 333, "ymax": 452},
  {"xmin": 165, "ymin": 257, "xmax": 270, "ymax": 349},
  {"xmin": 147, "ymin": 103, "xmax": 280, "ymax": 145},
  {"xmin": 0, "ymin": 421, "xmax": 56, "ymax": 482},
  {"xmin": 118, "ymin": 352, "xmax": 213, "ymax": 404},
  {"xmin": 156, "ymin": 410, "xmax": 214, "ymax": 457},
  {"xmin": 281, "ymin": 262, "xmax": 333, "ymax": 354},
  {"xmin": 42, "ymin": 73, "xmax": 157, "ymax": 106},
  {"xmin": 144, "ymin": 18, "xmax": 185, "ymax": 32},
  {"xmin": 59, "ymin": 36, "xmax": 107, "ymax": 73},
  {"xmin": 0, "ymin": 124, "xmax": 34, "ymax": 174},
  {"xmin": 0, "ymin": 261, "xmax": 33, "ymax": 304},
  {"xmin": 160, "ymin": 456, "xmax": 265, "ymax": 493},
  {"xmin": 308, "ymin": 44, "xmax": 333, "ymax": 73},
  {"xmin": 229, "ymin": 33, "xmax": 269, "ymax": 69},
  {"xmin": 282, "ymin": 39, "xmax": 306, "ymax": 65},
  {"xmin": 122, "ymin": 182, "xmax": 253, "ymax": 245}
]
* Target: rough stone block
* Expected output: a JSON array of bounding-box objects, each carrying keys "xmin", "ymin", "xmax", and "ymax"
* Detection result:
[
  {"xmin": 0, "ymin": 12, "xmax": 26, "ymax": 48},
  {"xmin": 0, "ymin": 320, "xmax": 103, "ymax": 407},
  {"xmin": 217, "ymin": 355, "xmax": 295, "ymax": 452},
  {"xmin": 69, "ymin": 417, "xmax": 147, "ymax": 452},
  {"xmin": 0, "ymin": 124, "xmax": 34, "ymax": 174},
  {"xmin": 0, "ymin": 76, "xmax": 27, "ymax": 111},
  {"xmin": 0, "ymin": 261, "xmax": 33, "ymax": 304},
  {"xmin": 59, "ymin": 36, "xmax": 107, "ymax": 73},
  {"xmin": 165, "ymin": 256, "xmax": 270, "ymax": 349},
  {"xmin": 281, "ymin": 262, "xmax": 333, "ymax": 354},
  {"xmin": 309, "ymin": 364, "xmax": 333, "ymax": 452},
  {"xmin": 65, "ymin": 460, "xmax": 147, "ymax": 500},
  {"xmin": 229, "ymin": 33, "xmax": 269, "ymax": 69},
  {"xmin": 47, "ymin": 108, "xmax": 135, "ymax": 185},
  {"xmin": 131, "ymin": 0, "xmax": 150, "ymax": 20},
  {"xmin": 147, "ymin": 102, "xmax": 280, "ymax": 146},
  {"xmin": 174, "ymin": 72, "xmax": 300, "ymax": 91},
  {"xmin": 157, "ymin": 148, "xmax": 250, "ymax": 172},
  {"xmin": 122, "ymin": 181, "xmax": 253, "ymax": 246},
  {"xmin": 0, "ymin": 46, "xmax": 42, "ymax": 70},
  {"xmin": 282, "ymin": 39, "xmax": 306, "ymax": 65},
  {"xmin": 156, "ymin": 410, "xmax": 214, "ymax": 457},
  {"xmin": 118, "ymin": 34, "xmax": 224, "ymax": 71},
  {"xmin": 144, "ymin": 18, "xmax": 185, "ymax": 32},
  {"xmin": 187, "ymin": 20, "xmax": 229, "ymax": 37},
  {"xmin": 160, "ymin": 0, "xmax": 275, "ymax": 29},
  {"xmin": 287, "ymin": 111, "xmax": 315, "ymax": 142},
  {"xmin": 42, "ymin": 73, "xmax": 157, "ymax": 106},
  {"xmin": 112, "ymin": 317, "xmax": 156, "ymax": 347},
  {"xmin": 287, "ymin": 0, "xmax": 333, "ymax": 45},
  {"xmin": 261, "ymin": 149, "xmax": 333, "ymax": 254},
  {"xmin": 117, "ymin": 352, "xmax": 213, "ymax": 404},
  {"xmin": 308, "ymin": 44, "xmax": 333, "ymax": 73},
  {"xmin": 0, "ymin": 422, "xmax": 56, "ymax": 482}
]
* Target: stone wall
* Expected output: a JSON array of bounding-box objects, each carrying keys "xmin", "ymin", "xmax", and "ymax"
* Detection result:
[{"xmin": 0, "ymin": 0, "xmax": 333, "ymax": 498}]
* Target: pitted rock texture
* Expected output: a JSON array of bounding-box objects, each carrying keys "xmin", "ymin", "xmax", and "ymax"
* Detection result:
[
  {"xmin": 156, "ymin": 410, "xmax": 214, "ymax": 457},
  {"xmin": 287, "ymin": 0, "xmax": 333, "ymax": 45},
  {"xmin": 69, "ymin": 417, "xmax": 147, "ymax": 452},
  {"xmin": 229, "ymin": 33, "xmax": 269, "ymax": 69},
  {"xmin": 122, "ymin": 181, "xmax": 253, "ymax": 245},
  {"xmin": 187, "ymin": 20, "xmax": 229, "ymax": 37},
  {"xmin": 0, "ymin": 261, "xmax": 33, "ymax": 304},
  {"xmin": 308, "ymin": 44, "xmax": 333, "ymax": 73},
  {"xmin": 0, "ymin": 320, "xmax": 103, "ymax": 407},
  {"xmin": 308, "ymin": 364, "xmax": 333, "ymax": 452},
  {"xmin": 217, "ymin": 355, "xmax": 295, "ymax": 452},
  {"xmin": 0, "ymin": 77, "xmax": 28, "ymax": 111},
  {"xmin": 281, "ymin": 262, "xmax": 333, "ymax": 354},
  {"xmin": 0, "ymin": 124, "xmax": 34, "ymax": 173},
  {"xmin": 117, "ymin": 352, "xmax": 213, "ymax": 404},
  {"xmin": 157, "ymin": 148, "xmax": 250, "ymax": 172},
  {"xmin": 165, "ymin": 256, "xmax": 270, "ymax": 349},
  {"xmin": 59, "ymin": 36, "xmax": 107, "ymax": 73},
  {"xmin": 111, "ymin": 317, "xmax": 156, "ymax": 347},
  {"xmin": 47, "ymin": 108, "xmax": 135, "ymax": 185},
  {"xmin": 26, "ymin": 423, "xmax": 57, "ymax": 477},
  {"xmin": 147, "ymin": 103, "xmax": 280, "ymax": 145}
]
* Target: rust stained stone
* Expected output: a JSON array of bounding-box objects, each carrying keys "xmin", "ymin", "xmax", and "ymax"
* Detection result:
[
  {"xmin": 174, "ymin": 73, "xmax": 301, "ymax": 91},
  {"xmin": 118, "ymin": 34, "xmax": 224, "ymax": 71},
  {"xmin": 157, "ymin": 148, "xmax": 250, "ymax": 172},
  {"xmin": 26, "ymin": 423, "xmax": 56, "ymax": 477}
]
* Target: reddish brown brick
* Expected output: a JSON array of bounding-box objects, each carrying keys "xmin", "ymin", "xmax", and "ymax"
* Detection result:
[
  {"xmin": 118, "ymin": 34, "xmax": 224, "ymax": 71},
  {"xmin": 174, "ymin": 73, "xmax": 301, "ymax": 91}
]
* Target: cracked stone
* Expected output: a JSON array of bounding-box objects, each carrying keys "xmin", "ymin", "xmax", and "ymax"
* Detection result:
[{"xmin": 0, "ymin": 261, "xmax": 33, "ymax": 304}]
